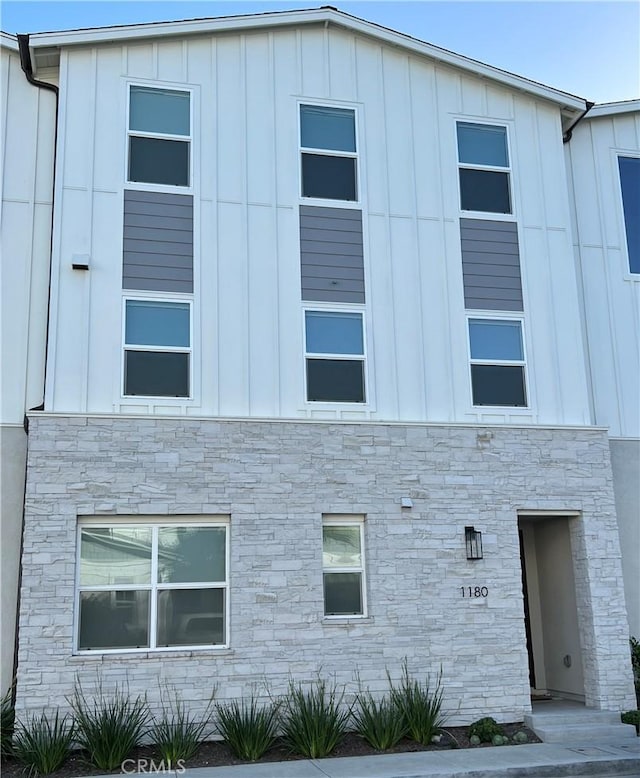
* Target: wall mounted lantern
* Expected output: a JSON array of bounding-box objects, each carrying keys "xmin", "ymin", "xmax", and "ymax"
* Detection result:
[{"xmin": 465, "ymin": 526, "xmax": 483, "ymax": 560}]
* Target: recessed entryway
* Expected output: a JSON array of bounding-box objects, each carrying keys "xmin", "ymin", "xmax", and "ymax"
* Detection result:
[{"xmin": 518, "ymin": 514, "xmax": 585, "ymax": 702}]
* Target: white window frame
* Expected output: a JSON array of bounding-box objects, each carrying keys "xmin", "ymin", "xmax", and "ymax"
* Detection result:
[
  {"xmin": 74, "ymin": 516, "xmax": 230, "ymax": 655},
  {"xmin": 126, "ymin": 81, "xmax": 194, "ymax": 192},
  {"xmin": 298, "ymin": 100, "xmax": 361, "ymax": 207},
  {"xmin": 122, "ymin": 294, "xmax": 193, "ymax": 401},
  {"xmin": 455, "ymin": 119, "xmax": 514, "ymax": 220},
  {"xmin": 466, "ymin": 314, "xmax": 529, "ymax": 409},
  {"xmin": 303, "ymin": 305, "xmax": 367, "ymax": 405},
  {"xmin": 322, "ymin": 516, "xmax": 367, "ymax": 619},
  {"xmin": 614, "ymin": 150, "xmax": 640, "ymax": 279}
]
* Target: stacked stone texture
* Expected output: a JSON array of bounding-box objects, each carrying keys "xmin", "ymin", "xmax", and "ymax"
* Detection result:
[{"xmin": 14, "ymin": 415, "xmax": 636, "ymax": 721}]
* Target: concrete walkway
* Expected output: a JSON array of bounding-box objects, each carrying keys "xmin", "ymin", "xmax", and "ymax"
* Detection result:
[{"xmin": 100, "ymin": 738, "xmax": 640, "ymax": 778}]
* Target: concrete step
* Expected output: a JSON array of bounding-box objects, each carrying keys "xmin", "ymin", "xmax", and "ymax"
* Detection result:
[
  {"xmin": 527, "ymin": 723, "xmax": 637, "ymax": 744},
  {"xmin": 525, "ymin": 709, "xmax": 623, "ymax": 727}
]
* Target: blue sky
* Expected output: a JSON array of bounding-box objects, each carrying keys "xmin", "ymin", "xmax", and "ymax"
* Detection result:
[{"xmin": 2, "ymin": 1, "xmax": 638, "ymax": 102}]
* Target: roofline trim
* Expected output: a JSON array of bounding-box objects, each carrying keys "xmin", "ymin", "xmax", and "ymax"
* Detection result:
[
  {"xmin": 26, "ymin": 7, "xmax": 587, "ymax": 111},
  {"xmin": 587, "ymin": 100, "xmax": 640, "ymax": 118},
  {"xmin": 1, "ymin": 31, "xmax": 19, "ymax": 51}
]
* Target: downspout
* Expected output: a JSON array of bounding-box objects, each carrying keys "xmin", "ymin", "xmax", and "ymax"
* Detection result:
[
  {"xmin": 13, "ymin": 34, "xmax": 59, "ymax": 696},
  {"xmin": 17, "ymin": 33, "xmax": 58, "ymax": 411},
  {"xmin": 563, "ymin": 100, "xmax": 595, "ymax": 143}
]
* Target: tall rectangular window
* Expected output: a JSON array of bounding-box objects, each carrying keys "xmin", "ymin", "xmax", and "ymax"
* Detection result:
[
  {"xmin": 305, "ymin": 310, "xmax": 365, "ymax": 403},
  {"xmin": 300, "ymin": 105, "xmax": 357, "ymax": 201},
  {"xmin": 124, "ymin": 299, "xmax": 191, "ymax": 397},
  {"xmin": 128, "ymin": 86, "xmax": 191, "ymax": 187},
  {"xmin": 468, "ymin": 318, "xmax": 527, "ymax": 406},
  {"xmin": 322, "ymin": 518, "xmax": 366, "ymax": 617},
  {"xmin": 618, "ymin": 156, "xmax": 640, "ymax": 274},
  {"xmin": 457, "ymin": 122, "xmax": 511, "ymax": 214},
  {"xmin": 76, "ymin": 520, "xmax": 228, "ymax": 652}
]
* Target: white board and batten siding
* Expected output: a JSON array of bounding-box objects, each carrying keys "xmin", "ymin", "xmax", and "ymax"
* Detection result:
[
  {"xmin": 45, "ymin": 25, "xmax": 592, "ymax": 426},
  {"xmin": 566, "ymin": 109, "xmax": 640, "ymax": 439},
  {"xmin": 1, "ymin": 39, "xmax": 55, "ymax": 425}
]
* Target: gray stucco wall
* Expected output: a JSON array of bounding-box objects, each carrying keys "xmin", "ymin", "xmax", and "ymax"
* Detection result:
[
  {"xmin": 1, "ymin": 425, "xmax": 26, "ymax": 694},
  {"xmin": 14, "ymin": 415, "xmax": 636, "ymax": 721},
  {"xmin": 609, "ymin": 438, "xmax": 640, "ymax": 638}
]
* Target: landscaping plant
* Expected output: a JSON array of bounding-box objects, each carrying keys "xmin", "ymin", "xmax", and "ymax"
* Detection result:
[
  {"xmin": 216, "ymin": 696, "xmax": 280, "ymax": 761},
  {"xmin": 281, "ymin": 679, "xmax": 351, "ymax": 758},
  {"xmin": 352, "ymin": 691, "xmax": 406, "ymax": 751},
  {"xmin": 621, "ymin": 710, "xmax": 640, "ymax": 734},
  {"xmin": 1, "ymin": 687, "xmax": 15, "ymax": 757},
  {"xmin": 630, "ymin": 637, "xmax": 640, "ymax": 706},
  {"xmin": 69, "ymin": 679, "xmax": 150, "ymax": 770},
  {"xmin": 151, "ymin": 691, "xmax": 213, "ymax": 765},
  {"xmin": 12, "ymin": 711, "xmax": 74, "ymax": 776},
  {"xmin": 468, "ymin": 716, "xmax": 504, "ymax": 743},
  {"xmin": 388, "ymin": 661, "xmax": 447, "ymax": 746}
]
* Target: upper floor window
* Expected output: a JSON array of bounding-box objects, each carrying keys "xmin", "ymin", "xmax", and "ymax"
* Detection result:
[
  {"xmin": 305, "ymin": 310, "xmax": 366, "ymax": 403},
  {"xmin": 468, "ymin": 318, "xmax": 527, "ymax": 407},
  {"xmin": 76, "ymin": 520, "xmax": 228, "ymax": 652},
  {"xmin": 457, "ymin": 122, "xmax": 511, "ymax": 214},
  {"xmin": 618, "ymin": 156, "xmax": 640, "ymax": 274},
  {"xmin": 300, "ymin": 105, "xmax": 357, "ymax": 201},
  {"xmin": 123, "ymin": 299, "xmax": 191, "ymax": 398},
  {"xmin": 128, "ymin": 86, "xmax": 191, "ymax": 187}
]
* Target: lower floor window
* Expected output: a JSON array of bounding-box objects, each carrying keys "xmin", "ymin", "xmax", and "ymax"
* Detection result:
[
  {"xmin": 322, "ymin": 518, "xmax": 366, "ymax": 617},
  {"xmin": 76, "ymin": 519, "xmax": 228, "ymax": 652},
  {"xmin": 468, "ymin": 317, "xmax": 527, "ymax": 407}
]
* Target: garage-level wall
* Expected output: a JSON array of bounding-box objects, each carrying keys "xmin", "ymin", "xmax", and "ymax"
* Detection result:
[{"xmin": 15, "ymin": 415, "xmax": 635, "ymax": 721}]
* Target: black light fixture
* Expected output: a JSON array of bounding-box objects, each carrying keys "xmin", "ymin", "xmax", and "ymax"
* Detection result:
[{"xmin": 465, "ymin": 526, "xmax": 483, "ymax": 560}]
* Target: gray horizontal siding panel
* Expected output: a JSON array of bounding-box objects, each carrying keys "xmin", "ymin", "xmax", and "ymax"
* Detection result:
[
  {"xmin": 125, "ymin": 190, "xmax": 193, "ymax": 207},
  {"xmin": 300, "ymin": 227, "xmax": 363, "ymax": 244},
  {"xmin": 123, "ymin": 190, "xmax": 193, "ymax": 293},
  {"xmin": 300, "ymin": 204, "xmax": 361, "ymax": 222},
  {"xmin": 123, "ymin": 278, "xmax": 194, "ymax": 294},
  {"xmin": 302, "ymin": 264, "xmax": 364, "ymax": 280},
  {"xmin": 124, "ymin": 213, "xmax": 193, "ymax": 231},
  {"xmin": 300, "ymin": 205, "xmax": 364, "ymax": 303},
  {"xmin": 124, "ymin": 240, "xmax": 193, "ymax": 257},
  {"xmin": 301, "ymin": 252, "xmax": 364, "ymax": 269},
  {"xmin": 460, "ymin": 218, "xmax": 522, "ymax": 311},
  {"xmin": 303, "ymin": 288, "xmax": 365, "ymax": 304},
  {"xmin": 124, "ymin": 252, "xmax": 193, "ymax": 269}
]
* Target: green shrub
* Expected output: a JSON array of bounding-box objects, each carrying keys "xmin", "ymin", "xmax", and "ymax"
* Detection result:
[
  {"xmin": 388, "ymin": 661, "xmax": 447, "ymax": 746},
  {"xmin": 468, "ymin": 716, "xmax": 504, "ymax": 743},
  {"xmin": 1, "ymin": 687, "xmax": 15, "ymax": 757},
  {"xmin": 69, "ymin": 680, "xmax": 150, "ymax": 770},
  {"xmin": 281, "ymin": 679, "xmax": 351, "ymax": 758},
  {"xmin": 352, "ymin": 691, "xmax": 406, "ymax": 751},
  {"xmin": 12, "ymin": 711, "xmax": 74, "ymax": 775},
  {"xmin": 151, "ymin": 692, "xmax": 212, "ymax": 765},
  {"xmin": 630, "ymin": 637, "xmax": 640, "ymax": 706},
  {"xmin": 216, "ymin": 697, "xmax": 280, "ymax": 761},
  {"xmin": 621, "ymin": 710, "xmax": 640, "ymax": 734}
]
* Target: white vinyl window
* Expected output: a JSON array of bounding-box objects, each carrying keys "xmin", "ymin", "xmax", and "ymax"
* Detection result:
[
  {"xmin": 123, "ymin": 299, "xmax": 192, "ymax": 398},
  {"xmin": 468, "ymin": 317, "xmax": 527, "ymax": 407},
  {"xmin": 300, "ymin": 104, "xmax": 358, "ymax": 202},
  {"xmin": 127, "ymin": 85, "xmax": 191, "ymax": 187},
  {"xmin": 457, "ymin": 122, "xmax": 512, "ymax": 215},
  {"xmin": 322, "ymin": 517, "xmax": 366, "ymax": 617},
  {"xmin": 75, "ymin": 519, "xmax": 229, "ymax": 653},
  {"xmin": 304, "ymin": 309, "xmax": 366, "ymax": 403}
]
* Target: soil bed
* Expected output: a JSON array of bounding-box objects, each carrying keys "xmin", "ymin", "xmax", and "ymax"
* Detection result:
[{"xmin": 2, "ymin": 723, "xmax": 539, "ymax": 777}]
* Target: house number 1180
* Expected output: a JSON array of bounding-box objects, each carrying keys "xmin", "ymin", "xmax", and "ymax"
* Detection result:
[{"xmin": 461, "ymin": 586, "xmax": 488, "ymax": 598}]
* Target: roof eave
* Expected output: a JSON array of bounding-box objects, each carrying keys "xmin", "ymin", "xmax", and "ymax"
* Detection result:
[{"xmin": 27, "ymin": 7, "xmax": 587, "ymax": 112}]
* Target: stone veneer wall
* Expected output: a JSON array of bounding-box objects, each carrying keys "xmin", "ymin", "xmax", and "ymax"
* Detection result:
[{"xmin": 15, "ymin": 415, "xmax": 636, "ymax": 721}]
